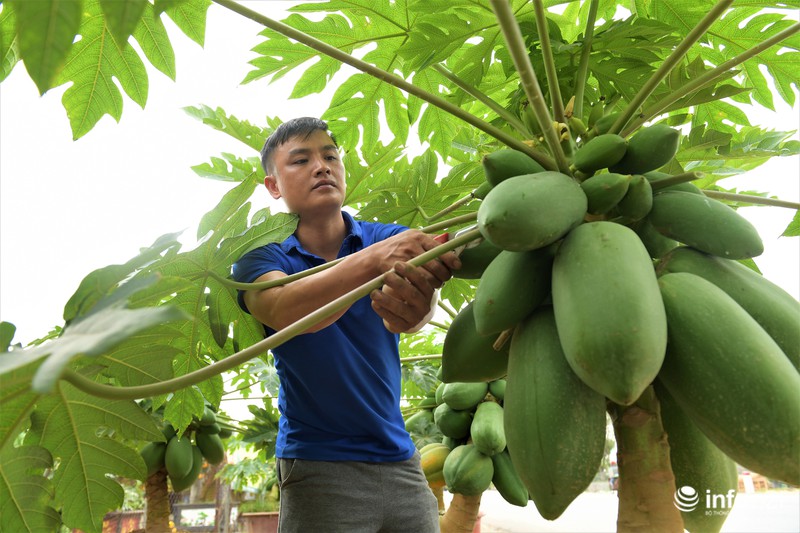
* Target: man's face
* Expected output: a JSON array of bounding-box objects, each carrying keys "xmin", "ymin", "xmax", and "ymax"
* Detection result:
[{"xmin": 265, "ymin": 130, "xmax": 346, "ymax": 216}]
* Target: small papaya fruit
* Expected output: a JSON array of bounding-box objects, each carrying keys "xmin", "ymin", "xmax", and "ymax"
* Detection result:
[
  {"xmin": 648, "ymin": 191, "xmax": 763, "ymax": 259},
  {"xmin": 442, "ymin": 302, "xmax": 509, "ymax": 383},
  {"xmin": 571, "ymin": 134, "xmax": 628, "ymax": 173},
  {"xmin": 196, "ymin": 432, "xmax": 225, "ymax": 465},
  {"xmin": 470, "ymin": 401, "xmax": 506, "ymax": 456},
  {"xmin": 630, "ymin": 218, "xmax": 679, "ymax": 259},
  {"xmin": 478, "ymin": 172, "xmax": 587, "ymax": 252},
  {"xmin": 140, "ymin": 442, "xmax": 167, "ymax": 477},
  {"xmin": 488, "ymin": 379, "xmax": 506, "ymax": 403},
  {"xmin": 452, "ymin": 239, "xmax": 503, "ymax": 279},
  {"xmin": 615, "ymin": 174, "xmax": 653, "ymax": 222},
  {"xmin": 473, "ymin": 248, "xmax": 553, "ymax": 335},
  {"xmin": 433, "ymin": 403, "xmax": 473, "ymax": 439},
  {"xmin": 165, "ymin": 435, "xmax": 194, "ymax": 479},
  {"xmin": 482, "ymin": 149, "xmax": 546, "ymax": 187},
  {"xmin": 405, "ymin": 409, "xmax": 435, "ymax": 434},
  {"xmin": 443, "ymin": 444, "xmax": 494, "ymax": 496},
  {"xmin": 610, "ymin": 124, "xmax": 680, "ymax": 174},
  {"xmin": 420, "ymin": 443, "xmax": 451, "ymax": 489},
  {"xmin": 442, "ymin": 382, "xmax": 489, "ymax": 411},
  {"xmin": 491, "ymin": 449, "xmax": 528, "ymax": 507},
  {"xmin": 169, "ymin": 446, "xmax": 203, "ymax": 492},
  {"xmin": 580, "ymin": 172, "xmax": 631, "ymax": 215}
]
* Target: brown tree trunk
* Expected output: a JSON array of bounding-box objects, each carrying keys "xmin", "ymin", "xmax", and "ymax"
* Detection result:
[
  {"xmin": 440, "ymin": 493, "xmax": 481, "ymax": 533},
  {"xmin": 144, "ymin": 467, "xmax": 172, "ymax": 533},
  {"xmin": 610, "ymin": 386, "xmax": 684, "ymax": 533}
]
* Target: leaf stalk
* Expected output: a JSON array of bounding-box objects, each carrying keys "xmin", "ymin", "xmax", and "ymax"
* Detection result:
[{"xmin": 572, "ymin": 0, "xmax": 600, "ymax": 120}]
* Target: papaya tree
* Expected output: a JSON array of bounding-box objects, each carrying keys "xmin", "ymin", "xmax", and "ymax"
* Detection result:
[{"xmin": 1, "ymin": 1, "xmax": 799, "ymax": 533}]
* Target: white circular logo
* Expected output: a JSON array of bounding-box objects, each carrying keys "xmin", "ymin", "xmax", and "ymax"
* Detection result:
[{"xmin": 674, "ymin": 485, "xmax": 700, "ymax": 512}]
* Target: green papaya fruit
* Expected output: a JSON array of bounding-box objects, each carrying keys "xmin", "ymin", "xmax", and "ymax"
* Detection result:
[
  {"xmin": 442, "ymin": 382, "xmax": 489, "ymax": 411},
  {"xmin": 452, "ymin": 239, "xmax": 503, "ymax": 279},
  {"xmin": 470, "ymin": 401, "xmax": 506, "ymax": 456},
  {"xmin": 616, "ymin": 174, "xmax": 653, "ymax": 222},
  {"xmin": 162, "ymin": 424, "xmax": 176, "ymax": 441},
  {"xmin": 630, "ymin": 218, "xmax": 679, "ymax": 259},
  {"xmin": 433, "ymin": 403, "xmax": 473, "ymax": 439},
  {"xmin": 609, "ymin": 124, "xmax": 680, "ymax": 174},
  {"xmin": 140, "ymin": 442, "xmax": 167, "ymax": 477},
  {"xmin": 196, "ymin": 432, "xmax": 226, "ymax": 465},
  {"xmin": 571, "ymin": 134, "xmax": 628, "ymax": 173},
  {"xmin": 164, "ymin": 435, "xmax": 194, "ymax": 479},
  {"xmin": 482, "ymin": 149, "xmax": 546, "ymax": 187},
  {"xmin": 505, "ymin": 307, "xmax": 607, "ymax": 520},
  {"xmin": 657, "ymin": 273, "xmax": 800, "ymax": 485},
  {"xmin": 170, "ymin": 446, "xmax": 203, "ymax": 492},
  {"xmin": 658, "ymin": 246, "xmax": 800, "ymax": 369},
  {"xmin": 442, "ymin": 444, "xmax": 494, "ymax": 496},
  {"xmin": 435, "ymin": 382, "xmax": 445, "ymax": 406},
  {"xmin": 477, "ymin": 172, "xmax": 587, "ymax": 252},
  {"xmin": 488, "ymin": 379, "xmax": 506, "ymax": 403},
  {"xmin": 491, "ymin": 449, "xmax": 529, "ymax": 507},
  {"xmin": 417, "ymin": 396, "xmax": 438, "ymax": 410},
  {"xmin": 199, "ymin": 406, "xmax": 217, "ymax": 426},
  {"xmin": 441, "ymin": 302, "xmax": 510, "ymax": 383},
  {"xmin": 552, "ymin": 222, "xmax": 667, "ymax": 405},
  {"xmin": 648, "ymin": 191, "xmax": 764, "ymax": 259},
  {"xmin": 472, "ymin": 181, "xmax": 493, "ymax": 200},
  {"xmin": 655, "ymin": 383, "xmax": 738, "ymax": 533},
  {"xmin": 473, "ymin": 248, "xmax": 554, "ymax": 335},
  {"xmin": 590, "ymin": 112, "xmax": 624, "ymax": 136},
  {"xmin": 198, "ymin": 422, "xmax": 221, "ymax": 435},
  {"xmin": 442, "ymin": 436, "xmax": 463, "ymax": 450},
  {"xmin": 580, "ymin": 172, "xmax": 631, "ymax": 215},
  {"xmin": 218, "ymin": 428, "xmax": 233, "ymax": 439}
]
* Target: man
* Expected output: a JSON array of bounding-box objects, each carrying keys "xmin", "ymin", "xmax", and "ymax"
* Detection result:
[{"xmin": 232, "ymin": 117, "xmax": 461, "ymax": 532}]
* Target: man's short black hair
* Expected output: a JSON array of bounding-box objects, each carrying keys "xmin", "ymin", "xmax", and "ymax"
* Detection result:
[{"xmin": 260, "ymin": 117, "xmax": 337, "ymax": 174}]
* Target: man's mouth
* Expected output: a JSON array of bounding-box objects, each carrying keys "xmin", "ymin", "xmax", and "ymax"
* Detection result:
[{"xmin": 313, "ymin": 180, "xmax": 336, "ymax": 190}]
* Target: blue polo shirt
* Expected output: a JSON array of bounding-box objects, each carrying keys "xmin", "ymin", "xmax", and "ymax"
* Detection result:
[{"xmin": 232, "ymin": 212, "xmax": 415, "ymax": 462}]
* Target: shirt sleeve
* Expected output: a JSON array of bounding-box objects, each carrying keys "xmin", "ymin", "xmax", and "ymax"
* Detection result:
[{"xmin": 231, "ymin": 244, "xmax": 289, "ymax": 314}]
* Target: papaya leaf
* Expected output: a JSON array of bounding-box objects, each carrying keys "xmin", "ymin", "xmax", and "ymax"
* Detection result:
[
  {"xmin": 783, "ymin": 210, "xmax": 800, "ymax": 237},
  {"xmin": 440, "ymin": 277, "xmax": 477, "ymax": 312},
  {"xmin": 161, "ymin": 0, "xmax": 210, "ymax": 46},
  {"xmin": 132, "ymin": 0, "xmax": 176, "ymax": 80},
  {"xmin": 63, "ymin": 231, "xmax": 182, "ymax": 322},
  {"xmin": 239, "ymin": 404, "xmax": 279, "ymax": 455},
  {"xmin": 0, "ymin": 357, "xmax": 42, "ymax": 450},
  {"xmin": 26, "ymin": 382, "xmax": 161, "ymax": 533},
  {"xmin": 0, "ymin": 444, "xmax": 60, "ymax": 533},
  {"xmin": 0, "ymin": 5, "xmax": 20, "ymax": 82},
  {"xmin": 99, "ymin": 0, "xmax": 147, "ymax": 48},
  {"xmin": 183, "ymin": 104, "xmax": 272, "ymax": 152},
  {"xmin": 192, "ymin": 153, "xmax": 263, "ymax": 183},
  {"xmin": 9, "ymin": 0, "xmax": 82, "ymax": 94},
  {"xmin": 401, "ymin": 359, "xmax": 439, "ymax": 399},
  {"xmin": 57, "ymin": 0, "xmax": 148, "ymax": 139},
  {"xmin": 0, "ymin": 322, "xmax": 15, "ymax": 352},
  {"xmin": 163, "ymin": 382, "xmax": 205, "ymax": 434},
  {"xmin": 344, "ymin": 140, "xmax": 406, "ymax": 208},
  {"xmin": 27, "ymin": 302, "xmax": 188, "ymax": 394},
  {"xmin": 95, "ymin": 325, "xmax": 184, "ymax": 387}
]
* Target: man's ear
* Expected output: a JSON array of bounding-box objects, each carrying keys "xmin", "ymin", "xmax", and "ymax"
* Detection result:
[{"xmin": 264, "ymin": 175, "xmax": 281, "ymax": 200}]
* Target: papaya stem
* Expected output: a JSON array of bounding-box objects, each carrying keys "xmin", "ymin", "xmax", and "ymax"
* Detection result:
[
  {"xmin": 610, "ymin": 386, "xmax": 684, "ymax": 533},
  {"xmin": 429, "ymin": 320, "xmax": 450, "ymax": 331},
  {"xmin": 437, "ymin": 299, "xmax": 458, "ymax": 320},
  {"xmin": 204, "ymin": 212, "xmax": 479, "ymax": 293},
  {"xmin": 432, "ymin": 64, "xmax": 529, "ymax": 137},
  {"xmin": 648, "ymin": 171, "xmax": 705, "ymax": 190},
  {"xmin": 623, "ymin": 22, "xmax": 800, "ymax": 137},
  {"xmin": 421, "ymin": 212, "xmax": 479, "ymax": 235},
  {"xmin": 608, "ymin": 0, "xmax": 734, "ymax": 136},
  {"xmin": 533, "ymin": 0, "xmax": 566, "ymax": 123},
  {"xmin": 490, "ymin": 0, "xmax": 572, "ymax": 174},
  {"xmin": 61, "ymin": 230, "xmax": 483, "ymax": 400},
  {"xmin": 702, "ymin": 190, "xmax": 800, "ymax": 210},
  {"xmin": 401, "ymin": 354, "xmax": 443, "ymax": 363},
  {"xmin": 423, "ymin": 193, "xmax": 477, "ymax": 224},
  {"xmin": 572, "ymin": 0, "xmax": 600, "ymax": 120},
  {"xmin": 440, "ymin": 493, "xmax": 483, "ymax": 533},
  {"xmin": 211, "ymin": 0, "xmax": 555, "ymax": 170}
]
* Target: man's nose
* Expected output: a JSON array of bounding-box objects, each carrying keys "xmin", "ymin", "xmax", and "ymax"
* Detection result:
[{"xmin": 312, "ymin": 156, "xmax": 331, "ymax": 174}]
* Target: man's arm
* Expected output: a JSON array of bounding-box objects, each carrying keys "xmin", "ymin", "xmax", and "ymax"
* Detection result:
[{"xmin": 242, "ymin": 230, "xmax": 459, "ymax": 333}]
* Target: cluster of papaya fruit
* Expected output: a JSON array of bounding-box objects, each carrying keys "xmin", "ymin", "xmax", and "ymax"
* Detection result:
[
  {"xmin": 440, "ymin": 115, "xmax": 800, "ymax": 523},
  {"xmin": 139, "ymin": 406, "xmax": 232, "ymax": 492},
  {"xmin": 409, "ymin": 378, "xmax": 530, "ymax": 508}
]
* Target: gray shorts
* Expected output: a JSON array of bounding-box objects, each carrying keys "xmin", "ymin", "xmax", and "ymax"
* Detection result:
[{"xmin": 276, "ymin": 451, "xmax": 440, "ymax": 533}]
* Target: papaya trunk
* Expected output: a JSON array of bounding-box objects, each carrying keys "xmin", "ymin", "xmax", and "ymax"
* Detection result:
[
  {"xmin": 440, "ymin": 493, "xmax": 481, "ymax": 533},
  {"xmin": 144, "ymin": 467, "xmax": 172, "ymax": 532},
  {"xmin": 611, "ymin": 386, "xmax": 684, "ymax": 533}
]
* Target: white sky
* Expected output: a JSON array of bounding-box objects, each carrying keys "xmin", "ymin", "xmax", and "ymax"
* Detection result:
[{"xmin": 1, "ymin": 2, "xmax": 798, "ymax": 347}]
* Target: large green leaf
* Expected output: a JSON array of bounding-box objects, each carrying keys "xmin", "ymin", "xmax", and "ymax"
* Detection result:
[
  {"xmin": 0, "ymin": 4, "xmax": 20, "ymax": 82},
  {"xmin": 161, "ymin": 0, "xmax": 210, "ymax": 46},
  {"xmin": 26, "ymin": 382, "xmax": 162, "ymax": 533},
  {"xmin": 184, "ymin": 104, "xmax": 273, "ymax": 153},
  {"xmin": 132, "ymin": 0, "xmax": 176, "ymax": 79},
  {"xmin": 99, "ymin": 0, "xmax": 147, "ymax": 47},
  {"xmin": 0, "ymin": 444, "xmax": 60, "ymax": 533},
  {"xmin": 9, "ymin": 0, "xmax": 82, "ymax": 94}
]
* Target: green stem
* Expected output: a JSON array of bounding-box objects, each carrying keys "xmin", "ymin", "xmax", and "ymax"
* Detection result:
[
  {"xmin": 61, "ymin": 229, "xmax": 483, "ymax": 400},
  {"xmin": 648, "ymin": 171, "xmax": 704, "ymax": 190},
  {"xmin": 702, "ymin": 190, "xmax": 800, "ymax": 210},
  {"xmin": 437, "ymin": 299, "xmax": 458, "ymax": 320},
  {"xmin": 401, "ymin": 354, "xmax": 443, "ymax": 363},
  {"xmin": 420, "ymin": 212, "xmax": 479, "ymax": 235},
  {"xmin": 608, "ymin": 0, "xmax": 734, "ymax": 136},
  {"xmin": 572, "ymin": 0, "xmax": 599, "ymax": 120},
  {"xmin": 432, "ymin": 64, "xmax": 529, "ymax": 137},
  {"xmin": 533, "ymin": 0, "xmax": 565, "ymax": 124},
  {"xmin": 422, "ymin": 193, "xmax": 477, "ymax": 224},
  {"xmin": 490, "ymin": 0, "xmax": 571, "ymax": 174},
  {"xmin": 624, "ymin": 22, "xmax": 800, "ymax": 137},
  {"xmin": 429, "ymin": 320, "xmax": 450, "ymax": 331},
  {"xmin": 210, "ymin": 0, "xmax": 555, "ymax": 170}
]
